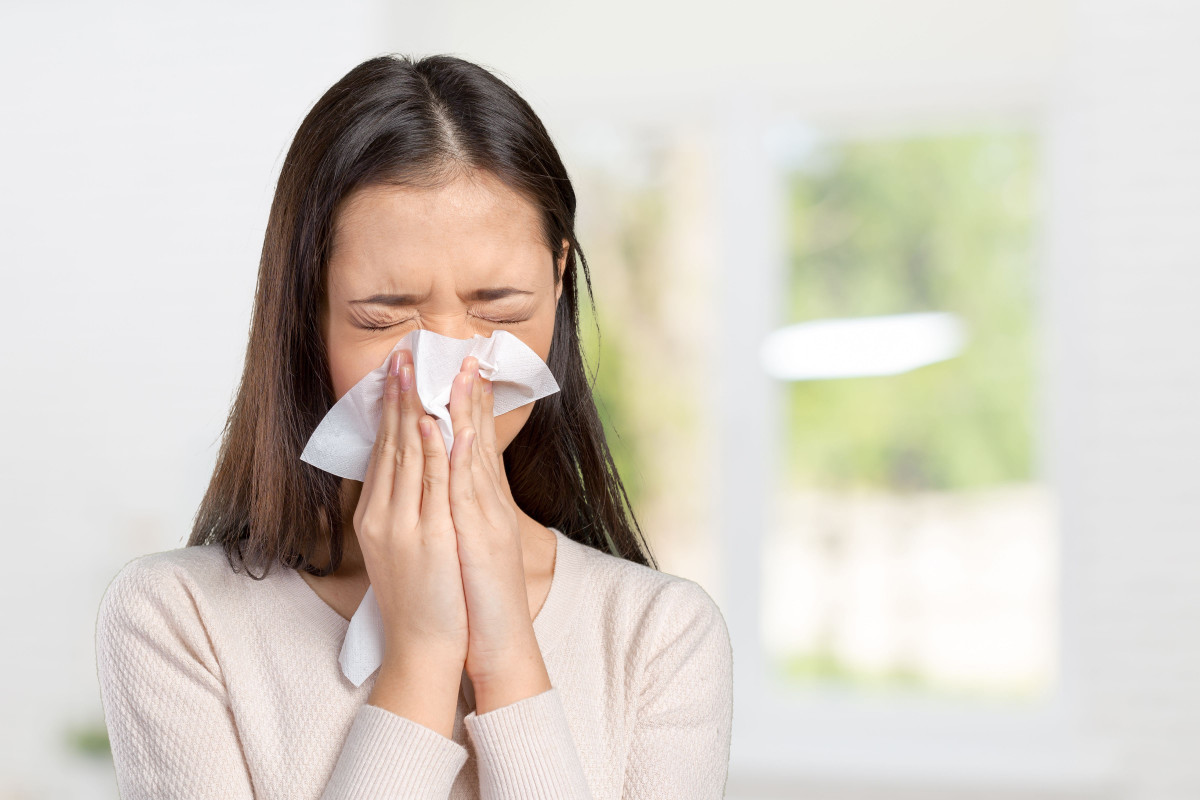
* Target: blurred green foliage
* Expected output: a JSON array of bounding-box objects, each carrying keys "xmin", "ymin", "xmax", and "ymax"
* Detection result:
[
  {"xmin": 782, "ymin": 130, "xmax": 1038, "ymax": 491},
  {"xmin": 780, "ymin": 647, "xmax": 1044, "ymax": 701},
  {"xmin": 577, "ymin": 179, "xmax": 678, "ymax": 517},
  {"xmin": 65, "ymin": 720, "xmax": 110, "ymax": 758},
  {"xmin": 579, "ymin": 294, "xmax": 646, "ymax": 514}
]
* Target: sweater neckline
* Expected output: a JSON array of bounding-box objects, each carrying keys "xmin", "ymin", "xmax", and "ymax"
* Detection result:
[{"xmin": 278, "ymin": 525, "xmax": 586, "ymax": 657}]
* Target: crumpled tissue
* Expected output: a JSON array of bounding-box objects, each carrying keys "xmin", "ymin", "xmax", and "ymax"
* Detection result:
[{"xmin": 300, "ymin": 328, "xmax": 560, "ymax": 481}]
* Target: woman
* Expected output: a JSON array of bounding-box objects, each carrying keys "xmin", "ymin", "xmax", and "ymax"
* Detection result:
[{"xmin": 95, "ymin": 53, "xmax": 733, "ymax": 799}]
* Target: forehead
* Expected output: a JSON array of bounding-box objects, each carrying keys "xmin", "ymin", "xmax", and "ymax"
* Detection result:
[{"xmin": 328, "ymin": 172, "xmax": 549, "ymax": 290}]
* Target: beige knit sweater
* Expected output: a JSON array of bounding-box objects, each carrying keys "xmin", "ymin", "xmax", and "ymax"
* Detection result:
[{"xmin": 94, "ymin": 526, "xmax": 734, "ymax": 798}]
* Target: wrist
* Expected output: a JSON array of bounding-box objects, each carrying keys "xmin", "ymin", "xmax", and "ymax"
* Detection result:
[
  {"xmin": 383, "ymin": 637, "xmax": 466, "ymax": 669},
  {"xmin": 467, "ymin": 639, "xmax": 552, "ymax": 714},
  {"xmin": 465, "ymin": 627, "xmax": 537, "ymax": 683},
  {"xmin": 369, "ymin": 654, "xmax": 466, "ymax": 739}
]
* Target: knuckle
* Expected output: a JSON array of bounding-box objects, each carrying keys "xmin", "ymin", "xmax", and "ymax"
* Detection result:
[
  {"xmin": 357, "ymin": 509, "xmax": 387, "ymax": 540},
  {"xmin": 454, "ymin": 481, "xmax": 475, "ymax": 505},
  {"xmin": 395, "ymin": 439, "xmax": 422, "ymax": 469},
  {"xmin": 422, "ymin": 458, "xmax": 445, "ymax": 483},
  {"xmin": 423, "ymin": 452, "xmax": 445, "ymax": 476},
  {"xmin": 374, "ymin": 427, "xmax": 397, "ymax": 452}
]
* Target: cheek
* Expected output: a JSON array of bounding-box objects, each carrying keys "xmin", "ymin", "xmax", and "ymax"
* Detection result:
[
  {"xmin": 492, "ymin": 402, "xmax": 534, "ymax": 450},
  {"xmin": 327, "ymin": 345, "xmax": 381, "ymax": 401},
  {"xmin": 330, "ymin": 355, "xmax": 364, "ymax": 400}
]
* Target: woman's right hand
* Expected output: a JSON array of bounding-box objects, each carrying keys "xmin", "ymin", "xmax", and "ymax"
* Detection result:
[{"xmin": 354, "ymin": 347, "xmax": 469, "ymax": 668}]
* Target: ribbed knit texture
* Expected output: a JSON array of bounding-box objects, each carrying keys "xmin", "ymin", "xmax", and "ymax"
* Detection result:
[{"xmin": 94, "ymin": 526, "xmax": 734, "ymax": 798}]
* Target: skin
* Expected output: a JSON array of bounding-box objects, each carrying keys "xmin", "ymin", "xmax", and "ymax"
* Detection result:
[{"xmin": 302, "ymin": 169, "xmax": 569, "ymax": 738}]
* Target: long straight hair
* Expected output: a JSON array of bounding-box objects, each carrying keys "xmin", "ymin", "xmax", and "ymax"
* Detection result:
[{"xmin": 187, "ymin": 53, "xmax": 658, "ymax": 578}]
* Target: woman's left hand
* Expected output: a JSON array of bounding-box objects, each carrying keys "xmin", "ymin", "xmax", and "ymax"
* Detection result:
[{"xmin": 446, "ymin": 355, "xmax": 549, "ymax": 700}]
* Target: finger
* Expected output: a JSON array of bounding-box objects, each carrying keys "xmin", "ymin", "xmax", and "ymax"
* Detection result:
[
  {"xmin": 391, "ymin": 351, "xmax": 424, "ymax": 528},
  {"xmin": 466, "ymin": 421, "xmax": 507, "ymax": 522},
  {"xmin": 450, "ymin": 426, "xmax": 477, "ymax": 511},
  {"xmin": 496, "ymin": 434, "xmax": 516, "ymax": 507},
  {"xmin": 467, "ymin": 360, "xmax": 497, "ymax": 484},
  {"xmin": 455, "ymin": 367, "xmax": 507, "ymax": 521},
  {"xmin": 477, "ymin": 376, "xmax": 513, "ymax": 507},
  {"xmin": 477, "ymin": 373, "xmax": 501, "ymax": 482},
  {"xmin": 419, "ymin": 412, "xmax": 452, "ymax": 528},
  {"xmin": 363, "ymin": 350, "xmax": 404, "ymax": 505},
  {"xmin": 448, "ymin": 359, "xmax": 475, "ymax": 445},
  {"xmin": 478, "ymin": 372, "xmax": 496, "ymax": 451},
  {"xmin": 469, "ymin": 359, "xmax": 484, "ymax": 452}
]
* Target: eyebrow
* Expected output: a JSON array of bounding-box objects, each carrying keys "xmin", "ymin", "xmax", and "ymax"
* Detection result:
[{"xmin": 349, "ymin": 287, "xmax": 535, "ymax": 306}]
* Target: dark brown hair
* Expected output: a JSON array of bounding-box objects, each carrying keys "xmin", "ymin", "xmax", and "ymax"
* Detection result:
[{"xmin": 187, "ymin": 53, "xmax": 658, "ymax": 577}]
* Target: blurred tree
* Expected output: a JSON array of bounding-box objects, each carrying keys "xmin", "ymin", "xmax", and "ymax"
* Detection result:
[{"xmin": 783, "ymin": 131, "xmax": 1037, "ymax": 492}]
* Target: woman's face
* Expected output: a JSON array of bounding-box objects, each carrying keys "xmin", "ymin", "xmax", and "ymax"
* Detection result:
[{"xmin": 322, "ymin": 170, "xmax": 566, "ymax": 456}]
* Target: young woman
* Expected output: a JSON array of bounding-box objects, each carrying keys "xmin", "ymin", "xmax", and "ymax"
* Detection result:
[{"xmin": 95, "ymin": 53, "xmax": 733, "ymax": 799}]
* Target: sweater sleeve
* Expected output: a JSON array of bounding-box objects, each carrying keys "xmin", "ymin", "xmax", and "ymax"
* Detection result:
[
  {"xmin": 95, "ymin": 557, "xmax": 469, "ymax": 800},
  {"xmin": 462, "ymin": 685, "xmax": 593, "ymax": 798},
  {"xmin": 622, "ymin": 579, "xmax": 734, "ymax": 799}
]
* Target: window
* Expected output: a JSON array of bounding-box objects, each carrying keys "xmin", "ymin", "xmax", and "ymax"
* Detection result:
[{"xmin": 764, "ymin": 129, "xmax": 1055, "ymax": 702}]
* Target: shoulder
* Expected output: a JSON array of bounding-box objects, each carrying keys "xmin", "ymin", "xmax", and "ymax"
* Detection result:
[
  {"xmin": 568, "ymin": 534, "xmax": 722, "ymax": 613},
  {"xmin": 95, "ymin": 544, "xmax": 270, "ymax": 639},
  {"xmin": 93, "ymin": 547, "xmax": 268, "ymax": 733},
  {"xmin": 98, "ymin": 545, "xmax": 237, "ymax": 606},
  {"xmin": 564, "ymin": 535, "xmax": 731, "ymax": 665}
]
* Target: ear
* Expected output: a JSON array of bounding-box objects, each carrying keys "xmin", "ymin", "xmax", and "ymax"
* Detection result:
[{"xmin": 555, "ymin": 237, "xmax": 569, "ymax": 303}]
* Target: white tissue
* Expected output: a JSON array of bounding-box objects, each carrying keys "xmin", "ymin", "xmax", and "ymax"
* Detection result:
[
  {"xmin": 300, "ymin": 328, "xmax": 560, "ymax": 482},
  {"xmin": 298, "ymin": 328, "xmax": 560, "ymax": 687}
]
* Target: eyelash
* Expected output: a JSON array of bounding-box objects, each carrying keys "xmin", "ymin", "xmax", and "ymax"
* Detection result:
[{"xmin": 358, "ymin": 316, "xmax": 525, "ymax": 331}]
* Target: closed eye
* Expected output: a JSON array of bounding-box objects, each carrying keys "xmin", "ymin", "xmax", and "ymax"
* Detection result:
[{"xmin": 356, "ymin": 315, "xmax": 528, "ymax": 332}]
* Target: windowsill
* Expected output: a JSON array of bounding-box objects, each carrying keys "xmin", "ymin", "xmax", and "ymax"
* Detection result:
[{"xmin": 727, "ymin": 684, "xmax": 1124, "ymax": 800}]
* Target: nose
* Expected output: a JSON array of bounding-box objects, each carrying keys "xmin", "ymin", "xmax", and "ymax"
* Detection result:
[{"xmin": 418, "ymin": 316, "xmax": 480, "ymax": 342}]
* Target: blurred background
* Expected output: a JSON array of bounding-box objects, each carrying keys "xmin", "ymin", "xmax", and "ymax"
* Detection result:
[{"xmin": 1, "ymin": 0, "xmax": 1196, "ymax": 798}]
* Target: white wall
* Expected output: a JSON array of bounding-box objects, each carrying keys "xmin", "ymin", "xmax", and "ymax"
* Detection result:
[
  {"xmin": 0, "ymin": 2, "xmax": 388, "ymax": 796},
  {"xmin": 1044, "ymin": 0, "xmax": 1200, "ymax": 796}
]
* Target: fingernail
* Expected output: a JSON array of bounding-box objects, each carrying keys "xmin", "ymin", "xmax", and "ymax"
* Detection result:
[
  {"xmin": 399, "ymin": 363, "xmax": 413, "ymax": 391},
  {"xmin": 389, "ymin": 351, "xmax": 401, "ymax": 376},
  {"xmin": 482, "ymin": 378, "xmax": 492, "ymax": 395},
  {"xmin": 419, "ymin": 418, "xmax": 431, "ymax": 438}
]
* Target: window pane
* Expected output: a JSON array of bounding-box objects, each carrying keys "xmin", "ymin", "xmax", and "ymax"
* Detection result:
[{"xmin": 765, "ymin": 130, "xmax": 1057, "ymax": 700}]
